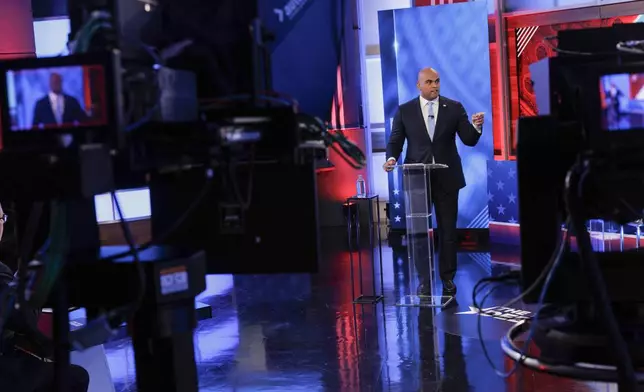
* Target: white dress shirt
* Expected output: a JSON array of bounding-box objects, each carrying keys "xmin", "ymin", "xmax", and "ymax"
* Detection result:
[
  {"xmin": 387, "ymin": 96, "xmax": 481, "ymax": 163},
  {"xmin": 48, "ymin": 91, "xmax": 65, "ymax": 125}
]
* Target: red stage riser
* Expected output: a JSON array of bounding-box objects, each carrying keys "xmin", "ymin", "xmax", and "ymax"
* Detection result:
[
  {"xmin": 490, "ymin": 223, "xmax": 641, "ymax": 267},
  {"xmin": 414, "ymin": 0, "xmax": 470, "ymax": 6}
]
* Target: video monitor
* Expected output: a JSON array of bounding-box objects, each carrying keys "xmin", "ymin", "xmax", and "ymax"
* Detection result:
[
  {"xmin": 0, "ymin": 52, "xmax": 122, "ymax": 151},
  {"xmin": 5, "ymin": 65, "xmax": 107, "ymax": 131},
  {"xmin": 599, "ymin": 72, "xmax": 644, "ymax": 132}
]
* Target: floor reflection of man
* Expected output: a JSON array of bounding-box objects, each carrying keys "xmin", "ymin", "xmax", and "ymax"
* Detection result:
[{"xmin": 417, "ymin": 309, "xmax": 469, "ymax": 390}]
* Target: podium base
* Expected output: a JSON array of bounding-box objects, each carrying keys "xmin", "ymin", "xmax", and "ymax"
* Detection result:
[
  {"xmin": 396, "ymin": 295, "xmax": 454, "ymax": 308},
  {"xmin": 354, "ymin": 295, "xmax": 384, "ymax": 304}
]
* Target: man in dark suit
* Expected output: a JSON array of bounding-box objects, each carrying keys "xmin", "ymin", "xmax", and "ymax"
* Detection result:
[
  {"xmin": 0, "ymin": 205, "xmax": 89, "ymax": 392},
  {"xmin": 0, "ymin": 260, "xmax": 90, "ymax": 392},
  {"xmin": 32, "ymin": 73, "xmax": 88, "ymax": 128},
  {"xmin": 383, "ymin": 67, "xmax": 484, "ymax": 296},
  {"xmin": 0, "ymin": 203, "xmax": 89, "ymax": 392}
]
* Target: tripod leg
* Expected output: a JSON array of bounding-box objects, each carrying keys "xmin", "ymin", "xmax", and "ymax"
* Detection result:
[
  {"xmin": 53, "ymin": 280, "xmax": 70, "ymax": 392},
  {"xmin": 637, "ymin": 226, "xmax": 641, "ymax": 250},
  {"xmin": 131, "ymin": 304, "xmax": 199, "ymax": 392}
]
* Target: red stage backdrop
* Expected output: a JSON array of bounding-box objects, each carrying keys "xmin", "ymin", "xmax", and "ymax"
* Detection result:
[
  {"xmin": 0, "ymin": 0, "xmax": 36, "ymax": 60},
  {"xmin": 0, "ymin": 0, "xmax": 36, "ymax": 148},
  {"xmin": 510, "ymin": 15, "xmax": 641, "ymax": 157},
  {"xmin": 629, "ymin": 73, "xmax": 644, "ymax": 99}
]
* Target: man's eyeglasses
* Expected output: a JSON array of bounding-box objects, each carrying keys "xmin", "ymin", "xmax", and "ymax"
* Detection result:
[{"xmin": 0, "ymin": 214, "xmax": 8, "ymax": 223}]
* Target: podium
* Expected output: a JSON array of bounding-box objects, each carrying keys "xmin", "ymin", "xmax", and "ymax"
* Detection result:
[{"xmin": 394, "ymin": 163, "xmax": 454, "ymax": 308}]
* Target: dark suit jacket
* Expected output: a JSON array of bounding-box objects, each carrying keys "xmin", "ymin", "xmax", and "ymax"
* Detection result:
[
  {"xmin": 386, "ymin": 96, "xmax": 482, "ymax": 192},
  {"xmin": 0, "ymin": 262, "xmax": 49, "ymax": 356},
  {"xmin": 32, "ymin": 94, "xmax": 88, "ymax": 128},
  {"xmin": 0, "ymin": 262, "xmax": 91, "ymax": 392}
]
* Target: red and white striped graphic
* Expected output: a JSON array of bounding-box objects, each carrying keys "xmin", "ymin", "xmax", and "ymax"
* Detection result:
[
  {"xmin": 424, "ymin": 0, "xmax": 469, "ymax": 5},
  {"xmin": 516, "ymin": 26, "xmax": 539, "ymax": 57}
]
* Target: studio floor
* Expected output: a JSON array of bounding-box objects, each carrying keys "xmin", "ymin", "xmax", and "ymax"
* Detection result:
[{"xmin": 103, "ymin": 228, "xmax": 616, "ymax": 392}]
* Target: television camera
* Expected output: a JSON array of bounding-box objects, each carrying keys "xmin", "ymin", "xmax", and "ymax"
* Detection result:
[
  {"xmin": 0, "ymin": 1, "xmax": 366, "ymax": 391},
  {"xmin": 493, "ymin": 23, "xmax": 644, "ymax": 391}
]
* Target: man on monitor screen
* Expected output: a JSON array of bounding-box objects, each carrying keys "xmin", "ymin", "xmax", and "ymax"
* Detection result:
[
  {"xmin": 32, "ymin": 73, "xmax": 88, "ymax": 128},
  {"xmin": 383, "ymin": 67, "xmax": 484, "ymax": 296},
  {"xmin": 607, "ymin": 83, "xmax": 624, "ymax": 117}
]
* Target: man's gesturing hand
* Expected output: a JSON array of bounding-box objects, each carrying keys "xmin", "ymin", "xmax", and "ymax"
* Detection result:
[
  {"xmin": 383, "ymin": 158, "xmax": 396, "ymax": 172},
  {"xmin": 472, "ymin": 112, "xmax": 485, "ymax": 128}
]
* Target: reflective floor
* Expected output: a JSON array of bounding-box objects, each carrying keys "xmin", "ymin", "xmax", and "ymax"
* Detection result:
[{"xmin": 104, "ymin": 228, "xmax": 617, "ymax": 392}]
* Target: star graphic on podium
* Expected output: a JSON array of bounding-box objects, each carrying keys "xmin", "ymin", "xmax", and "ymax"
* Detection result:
[
  {"xmin": 393, "ymin": 189, "xmax": 400, "ymax": 195},
  {"xmin": 496, "ymin": 180, "xmax": 505, "ymax": 191},
  {"xmin": 508, "ymin": 168, "xmax": 516, "ymax": 179},
  {"xmin": 487, "ymin": 167, "xmax": 493, "ymax": 177},
  {"xmin": 487, "ymin": 191, "xmax": 494, "ymax": 202},
  {"xmin": 508, "ymin": 217, "xmax": 517, "ymax": 224},
  {"xmin": 507, "ymin": 193, "xmax": 516, "ymax": 204},
  {"xmin": 394, "ymin": 215, "xmax": 401, "ymax": 222},
  {"xmin": 455, "ymin": 306, "xmax": 497, "ymax": 316},
  {"xmin": 394, "ymin": 202, "xmax": 400, "ymax": 209},
  {"xmin": 497, "ymin": 204, "xmax": 506, "ymax": 215}
]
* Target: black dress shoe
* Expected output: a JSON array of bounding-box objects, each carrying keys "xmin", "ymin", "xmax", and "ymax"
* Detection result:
[
  {"xmin": 417, "ymin": 283, "xmax": 431, "ymax": 296},
  {"xmin": 442, "ymin": 280, "xmax": 457, "ymax": 295},
  {"xmin": 442, "ymin": 296, "xmax": 458, "ymax": 308}
]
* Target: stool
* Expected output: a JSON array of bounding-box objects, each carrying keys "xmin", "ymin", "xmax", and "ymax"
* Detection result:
[{"xmin": 345, "ymin": 194, "xmax": 384, "ymax": 304}]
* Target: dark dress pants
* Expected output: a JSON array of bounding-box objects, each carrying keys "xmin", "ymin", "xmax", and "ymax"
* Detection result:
[{"xmin": 413, "ymin": 185, "xmax": 459, "ymax": 285}]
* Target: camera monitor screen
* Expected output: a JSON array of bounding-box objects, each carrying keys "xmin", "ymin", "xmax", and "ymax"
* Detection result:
[
  {"xmin": 600, "ymin": 72, "xmax": 644, "ymax": 132},
  {"xmin": 5, "ymin": 65, "xmax": 107, "ymax": 131}
]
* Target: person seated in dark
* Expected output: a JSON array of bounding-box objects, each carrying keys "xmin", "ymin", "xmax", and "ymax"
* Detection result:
[
  {"xmin": 32, "ymin": 73, "xmax": 88, "ymax": 128},
  {"xmin": 0, "ymin": 206, "xmax": 89, "ymax": 392}
]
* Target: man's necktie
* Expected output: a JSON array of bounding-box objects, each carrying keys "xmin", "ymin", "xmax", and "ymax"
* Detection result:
[
  {"xmin": 54, "ymin": 96, "xmax": 63, "ymax": 124},
  {"xmin": 427, "ymin": 101, "xmax": 435, "ymax": 141}
]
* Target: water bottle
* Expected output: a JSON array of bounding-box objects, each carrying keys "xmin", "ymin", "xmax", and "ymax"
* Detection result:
[{"xmin": 356, "ymin": 175, "xmax": 366, "ymax": 197}]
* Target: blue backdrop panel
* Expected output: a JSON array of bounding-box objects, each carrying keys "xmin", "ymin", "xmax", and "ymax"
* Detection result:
[
  {"xmin": 488, "ymin": 160, "xmax": 519, "ymax": 226},
  {"xmin": 378, "ymin": 2, "xmax": 492, "ymax": 229},
  {"xmin": 263, "ymin": 0, "xmax": 349, "ymax": 122}
]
